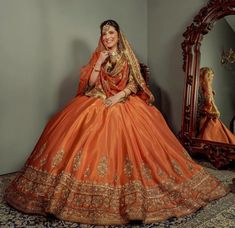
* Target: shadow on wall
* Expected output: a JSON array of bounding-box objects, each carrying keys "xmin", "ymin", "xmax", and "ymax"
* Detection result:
[
  {"xmin": 162, "ymin": 34, "xmax": 184, "ymax": 132},
  {"xmin": 143, "ymin": 69, "xmax": 172, "ymax": 129},
  {"xmin": 157, "ymin": 87, "xmax": 173, "ymax": 128},
  {"xmin": 56, "ymin": 39, "xmax": 92, "ymax": 112},
  {"xmin": 149, "ymin": 80, "xmax": 161, "ymax": 110}
]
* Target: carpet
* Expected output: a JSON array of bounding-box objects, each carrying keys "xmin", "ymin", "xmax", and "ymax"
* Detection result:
[{"xmin": 0, "ymin": 163, "xmax": 235, "ymax": 227}]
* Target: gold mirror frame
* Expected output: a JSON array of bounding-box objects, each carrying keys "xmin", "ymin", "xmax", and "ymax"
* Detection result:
[{"xmin": 181, "ymin": 0, "xmax": 235, "ymax": 168}]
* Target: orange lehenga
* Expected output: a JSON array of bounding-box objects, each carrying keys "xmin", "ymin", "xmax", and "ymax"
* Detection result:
[{"xmin": 5, "ymin": 34, "xmax": 229, "ymax": 225}]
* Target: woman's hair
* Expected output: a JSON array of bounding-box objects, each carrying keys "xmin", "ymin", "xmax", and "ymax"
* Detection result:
[
  {"xmin": 200, "ymin": 67, "xmax": 214, "ymax": 81},
  {"xmin": 100, "ymin": 19, "xmax": 120, "ymax": 34}
]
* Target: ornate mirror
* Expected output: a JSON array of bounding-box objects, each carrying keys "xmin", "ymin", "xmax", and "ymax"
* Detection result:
[{"xmin": 181, "ymin": 0, "xmax": 235, "ymax": 168}]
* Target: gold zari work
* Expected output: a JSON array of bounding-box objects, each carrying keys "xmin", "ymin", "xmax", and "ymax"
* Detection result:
[
  {"xmin": 5, "ymin": 166, "xmax": 229, "ymax": 225},
  {"xmin": 141, "ymin": 163, "xmax": 153, "ymax": 180},
  {"xmin": 172, "ymin": 159, "xmax": 183, "ymax": 176},
  {"xmin": 97, "ymin": 156, "xmax": 108, "ymax": 176},
  {"xmin": 124, "ymin": 158, "xmax": 133, "ymax": 177},
  {"xmin": 72, "ymin": 150, "xmax": 82, "ymax": 171},
  {"xmin": 33, "ymin": 142, "xmax": 47, "ymax": 161},
  {"xmin": 51, "ymin": 149, "xmax": 65, "ymax": 169}
]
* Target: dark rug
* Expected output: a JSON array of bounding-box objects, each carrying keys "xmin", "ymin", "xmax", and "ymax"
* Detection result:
[{"xmin": 0, "ymin": 163, "xmax": 235, "ymax": 227}]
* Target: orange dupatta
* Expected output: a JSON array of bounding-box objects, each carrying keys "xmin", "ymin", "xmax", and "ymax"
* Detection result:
[{"xmin": 76, "ymin": 31, "xmax": 155, "ymax": 104}]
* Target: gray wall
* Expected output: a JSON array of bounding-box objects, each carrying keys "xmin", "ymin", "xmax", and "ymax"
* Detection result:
[
  {"xmin": 0, "ymin": 0, "xmax": 147, "ymax": 174},
  {"xmin": 201, "ymin": 17, "xmax": 235, "ymax": 127},
  {"xmin": 147, "ymin": 0, "xmax": 206, "ymax": 132}
]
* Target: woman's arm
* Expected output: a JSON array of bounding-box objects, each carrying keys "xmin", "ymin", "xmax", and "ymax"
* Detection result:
[
  {"xmin": 104, "ymin": 73, "xmax": 138, "ymax": 107},
  {"xmin": 89, "ymin": 51, "xmax": 109, "ymax": 87},
  {"xmin": 117, "ymin": 74, "xmax": 137, "ymax": 99},
  {"xmin": 88, "ymin": 61, "xmax": 102, "ymax": 87}
]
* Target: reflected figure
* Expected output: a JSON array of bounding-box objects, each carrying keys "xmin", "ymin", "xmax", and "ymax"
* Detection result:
[{"xmin": 197, "ymin": 67, "xmax": 235, "ymax": 144}]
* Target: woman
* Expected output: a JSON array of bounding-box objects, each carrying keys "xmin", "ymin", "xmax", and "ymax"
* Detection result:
[
  {"xmin": 197, "ymin": 67, "xmax": 235, "ymax": 144},
  {"xmin": 5, "ymin": 20, "xmax": 229, "ymax": 225}
]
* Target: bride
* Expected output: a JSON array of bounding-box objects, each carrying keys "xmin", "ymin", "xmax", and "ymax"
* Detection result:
[{"xmin": 4, "ymin": 19, "xmax": 229, "ymax": 225}]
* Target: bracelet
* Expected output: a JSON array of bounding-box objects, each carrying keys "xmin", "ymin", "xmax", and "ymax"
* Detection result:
[
  {"xmin": 123, "ymin": 89, "xmax": 127, "ymax": 98},
  {"xmin": 93, "ymin": 65, "xmax": 101, "ymax": 72}
]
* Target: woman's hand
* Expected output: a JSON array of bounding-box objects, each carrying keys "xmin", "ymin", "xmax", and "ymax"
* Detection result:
[
  {"xmin": 97, "ymin": 51, "xmax": 109, "ymax": 65},
  {"xmin": 104, "ymin": 93, "xmax": 123, "ymax": 107}
]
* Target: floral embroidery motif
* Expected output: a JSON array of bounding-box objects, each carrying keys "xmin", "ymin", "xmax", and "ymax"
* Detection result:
[
  {"xmin": 4, "ymin": 166, "xmax": 229, "ymax": 225},
  {"xmin": 156, "ymin": 165, "xmax": 165, "ymax": 177},
  {"xmin": 84, "ymin": 167, "xmax": 90, "ymax": 177},
  {"xmin": 33, "ymin": 142, "xmax": 47, "ymax": 161},
  {"xmin": 172, "ymin": 159, "xmax": 183, "ymax": 176},
  {"xmin": 141, "ymin": 163, "xmax": 152, "ymax": 180},
  {"xmin": 183, "ymin": 149, "xmax": 193, "ymax": 160},
  {"xmin": 187, "ymin": 161, "xmax": 195, "ymax": 172},
  {"xmin": 124, "ymin": 158, "xmax": 133, "ymax": 177},
  {"xmin": 97, "ymin": 156, "xmax": 108, "ymax": 176},
  {"xmin": 72, "ymin": 149, "xmax": 82, "ymax": 171},
  {"xmin": 39, "ymin": 155, "xmax": 48, "ymax": 168},
  {"xmin": 51, "ymin": 149, "xmax": 65, "ymax": 169},
  {"xmin": 113, "ymin": 175, "xmax": 119, "ymax": 183}
]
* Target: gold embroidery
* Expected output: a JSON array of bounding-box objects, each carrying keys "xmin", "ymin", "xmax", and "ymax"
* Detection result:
[
  {"xmin": 51, "ymin": 149, "xmax": 65, "ymax": 168},
  {"xmin": 33, "ymin": 142, "xmax": 47, "ymax": 161},
  {"xmin": 141, "ymin": 163, "xmax": 152, "ymax": 180},
  {"xmin": 183, "ymin": 149, "xmax": 193, "ymax": 160},
  {"xmin": 5, "ymin": 166, "xmax": 229, "ymax": 225},
  {"xmin": 113, "ymin": 175, "xmax": 119, "ymax": 183},
  {"xmin": 187, "ymin": 161, "xmax": 195, "ymax": 172},
  {"xmin": 157, "ymin": 165, "xmax": 165, "ymax": 177},
  {"xmin": 120, "ymin": 32, "xmax": 154, "ymax": 103},
  {"xmin": 84, "ymin": 167, "xmax": 90, "ymax": 177},
  {"xmin": 97, "ymin": 156, "xmax": 108, "ymax": 176},
  {"xmin": 172, "ymin": 159, "xmax": 183, "ymax": 176},
  {"xmin": 124, "ymin": 158, "xmax": 133, "ymax": 177},
  {"xmin": 104, "ymin": 52, "xmax": 126, "ymax": 76},
  {"xmin": 126, "ymin": 72, "xmax": 138, "ymax": 94},
  {"xmin": 85, "ymin": 86, "xmax": 106, "ymax": 100},
  {"xmin": 39, "ymin": 156, "xmax": 48, "ymax": 167},
  {"xmin": 72, "ymin": 149, "xmax": 82, "ymax": 171}
]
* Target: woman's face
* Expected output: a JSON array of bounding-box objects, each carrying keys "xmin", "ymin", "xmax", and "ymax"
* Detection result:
[
  {"xmin": 207, "ymin": 70, "xmax": 214, "ymax": 83},
  {"xmin": 101, "ymin": 25, "xmax": 119, "ymax": 51}
]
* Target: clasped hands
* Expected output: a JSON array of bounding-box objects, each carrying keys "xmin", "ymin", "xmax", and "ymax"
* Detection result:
[{"xmin": 104, "ymin": 93, "xmax": 123, "ymax": 107}]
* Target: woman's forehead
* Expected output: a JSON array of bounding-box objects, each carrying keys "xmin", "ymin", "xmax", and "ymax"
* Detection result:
[{"xmin": 102, "ymin": 25, "xmax": 116, "ymax": 33}]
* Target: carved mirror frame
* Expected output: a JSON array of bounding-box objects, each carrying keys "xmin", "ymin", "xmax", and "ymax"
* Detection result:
[{"xmin": 181, "ymin": 0, "xmax": 235, "ymax": 169}]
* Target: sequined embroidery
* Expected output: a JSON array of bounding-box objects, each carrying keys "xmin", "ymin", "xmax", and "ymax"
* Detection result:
[
  {"xmin": 172, "ymin": 159, "xmax": 183, "ymax": 176},
  {"xmin": 72, "ymin": 149, "xmax": 82, "ymax": 171},
  {"xmin": 97, "ymin": 156, "xmax": 108, "ymax": 176},
  {"xmin": 124, "ymin": 158, "xmax": 133, "ymax": 177},
  {"xmin": 33, "ymin": 142, "xmax": 47, "ymax": 161},
  {"xmin": 5, "ymin": 166, "xmax": 229, "ymax": 225},
  {"xmin": 51, "ymin": 149, "xmax": 65, "ymax": 169},
  {"xmin": 141, "ymin": 163, "xmax": 153, "ymax": 180},
  {"xmin": 84, "ymin": 167, "xmax": 90, "ymax": 177},
  {"xmin": 157, "ymin": 165, "xmax": 165, "ymax": 177}
]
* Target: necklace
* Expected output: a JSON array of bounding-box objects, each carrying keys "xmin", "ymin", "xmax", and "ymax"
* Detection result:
[{"xmin": 109, "ymin": 50, "xmax": 121, "ymax": 63}]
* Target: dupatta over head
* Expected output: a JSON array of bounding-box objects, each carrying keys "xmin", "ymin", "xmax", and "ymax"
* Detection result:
[{"xmin": 77, "ymin": 29, "xmax": 155, "ymax": 104}]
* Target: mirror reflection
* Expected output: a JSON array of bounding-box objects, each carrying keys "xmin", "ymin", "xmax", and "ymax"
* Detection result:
[{"xmin": 197, "ymin": 15, "xmax": 235, "ymax": 144}]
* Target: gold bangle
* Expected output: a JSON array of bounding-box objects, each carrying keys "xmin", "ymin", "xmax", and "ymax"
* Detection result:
[
  {"xmin": 123, "ymin": 89, "xmax": 127, "ymax": 98},
  {"xmin": 93, "ymin": 65, "xmax": 101, "ymax": 72}
]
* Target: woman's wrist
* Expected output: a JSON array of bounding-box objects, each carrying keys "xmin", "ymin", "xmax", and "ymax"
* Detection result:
[
  {"xmin": 93, "ymin": 62, "xmax": 102, "ymax": 72},
  {"xmin": 122, "ymin": 89, "xmax": 128, "ymax": 98},
  {"xmin": 96, "ymin": 60, "xmax": 103, "ymax": 67},
  {"xmin": 118, "ymin": 89, "xmax": 130, "ymax": 99}
]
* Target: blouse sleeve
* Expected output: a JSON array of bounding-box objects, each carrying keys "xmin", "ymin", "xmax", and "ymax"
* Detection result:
[{"xmin": 126, "ymin": 73, "xmax": 138, "ymax": 94}]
